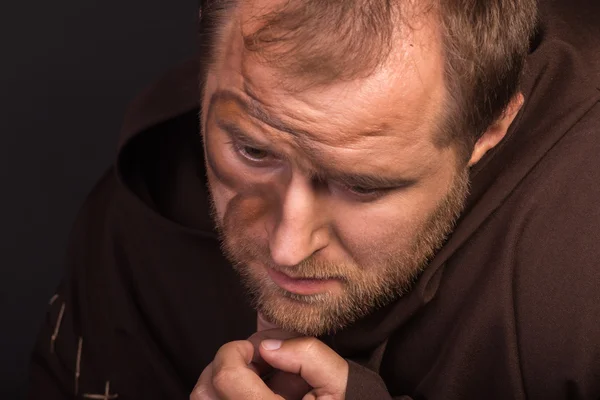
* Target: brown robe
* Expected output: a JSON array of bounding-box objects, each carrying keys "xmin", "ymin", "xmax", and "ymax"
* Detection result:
[{"xmin": 27, "ymin": 0, "xmax": 600, "ymax": 398}]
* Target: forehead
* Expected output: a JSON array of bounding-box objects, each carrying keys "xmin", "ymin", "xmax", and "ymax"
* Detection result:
[{"xmin": 204, "ymin": 4, "xmax": 448, "ymax": 171}]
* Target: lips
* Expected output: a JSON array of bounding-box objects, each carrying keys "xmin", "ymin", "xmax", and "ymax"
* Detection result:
[{"xmin": 266, "ymin": 268, "xmax": 342, "ymax": 296}]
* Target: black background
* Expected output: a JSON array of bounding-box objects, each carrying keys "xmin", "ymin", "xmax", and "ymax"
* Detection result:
[{"xmin": 1, "ymin": 0, "xmax": 197, "ymax": 397}]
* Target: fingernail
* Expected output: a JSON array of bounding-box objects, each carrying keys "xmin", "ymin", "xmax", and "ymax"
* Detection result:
[{"xmin": 261, "ymin": 339, "xmax": 282, "ymax": 350}]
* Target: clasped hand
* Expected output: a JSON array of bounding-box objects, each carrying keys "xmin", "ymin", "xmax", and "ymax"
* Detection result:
[{"xmin": 191, "ymin": 329, "xmax": 348, "ymax": 400}]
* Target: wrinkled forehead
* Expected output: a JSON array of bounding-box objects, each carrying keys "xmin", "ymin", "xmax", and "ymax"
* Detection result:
[
  {"xmin": 204, "ymin": 0, "xmax": 447, "ymax": 150},
  {"xmin": 206, "ymin": 89, "xmax": 446, "ymax": 181}
]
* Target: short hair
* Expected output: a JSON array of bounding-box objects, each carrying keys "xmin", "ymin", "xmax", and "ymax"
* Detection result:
[{"xmin": 198, "ymin": 0, "xmax": 538, "ymax": 158}]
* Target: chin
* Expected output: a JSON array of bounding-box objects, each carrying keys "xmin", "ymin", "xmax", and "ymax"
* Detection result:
[{"xmin": 254, "ymin": 287, "xmax": 363, "ymax": 337}]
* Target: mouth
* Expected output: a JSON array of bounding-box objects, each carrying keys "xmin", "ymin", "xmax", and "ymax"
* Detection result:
[{"xmin": 266, "ymin": 267, "xmax": 342, "ymax": 296}]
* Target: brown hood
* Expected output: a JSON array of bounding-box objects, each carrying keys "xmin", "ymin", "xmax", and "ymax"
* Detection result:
[{"xmin": 118, "ymin": 57, "xmax": 201, "ymax": 152}]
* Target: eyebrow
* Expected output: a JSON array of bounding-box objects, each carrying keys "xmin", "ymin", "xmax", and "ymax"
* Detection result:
[
  {"xmin": 217, "ymin": 118, "xmax": 271, "ymax": 148},
  {"xmin": 208, "ymin": 89, "xmax": 311, "ymax": 138},
  {"xmin": 325, "ymin": 170, "xmax": 417, "ymax": 190}
]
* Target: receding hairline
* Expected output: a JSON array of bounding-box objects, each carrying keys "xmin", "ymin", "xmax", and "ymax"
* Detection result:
[
  {"xmin": 203, "ymin": 0, "xmax": 437, "ymax": 87},
  {"xmin": 199, "ymin": 0, "xmax": 536, "ymax": 163},
  {"xmin": 201, "ymin": 1, "xmax": 450, "ymax": 142}
]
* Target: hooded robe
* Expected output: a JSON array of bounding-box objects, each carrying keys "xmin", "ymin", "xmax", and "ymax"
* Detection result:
[{"xmin": 28, "ymin": 0, "xmax": 600, "ymax": 398}]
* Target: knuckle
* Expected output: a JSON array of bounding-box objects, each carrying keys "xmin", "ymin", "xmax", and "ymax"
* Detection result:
[
  {"xmin": 216, "ymin": 340, "xmax": 249, "ymax": 359},
  {"xmin": 216, "ymin": 341, "xmax": 236, "ymax": 354},
  {"xmin": 212, "ymin": 366, "xmax": 240, "ymax": 390},
  {"xmin": 190, "ymin": 364, "xmax": 215, "ymax": 400},
  {"xmin": 190, "ymin": 387, "xmax": 210, "ymax": 400}
]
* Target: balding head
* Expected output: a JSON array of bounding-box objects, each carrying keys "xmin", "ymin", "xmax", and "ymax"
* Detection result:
[{"xmin": 199, "ymin": 0, "xmax": 537, "ymax": 156}]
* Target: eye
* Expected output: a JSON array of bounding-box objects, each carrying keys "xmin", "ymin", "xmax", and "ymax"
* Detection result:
[
  {"xmin": 347, "ymin": 186, "xmax": 380, "ymax": 196},
  {"xmin": 241, "ymin": 146, "xmax": 269, "ymax": 160},
  {"xmin": 335, "ymin": 183, "xmax": 388, "ymax": 201},
  {"xmin": 237, "ymin": 144, "xmax": 271, "ymax": 162}
]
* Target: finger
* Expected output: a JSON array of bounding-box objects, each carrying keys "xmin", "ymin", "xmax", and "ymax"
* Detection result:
[
  {"xmin": 265, "ymin": 370, "xmax": 311, "ymax": 400},
  {"xmin": 191, "ymin": 363, "xmax": 219, "ymax": 400},
  {"xmin": 259, "ymin": 337, "xmax": 348, "ymax": 397},
  {"xmin": 247, "ymin": 329, "xmax": 301, "ymax": 378},
  {"xmin": 212, "ymin": 340, "xmax": 255, "ymax": 373},
  {"xmin": 248, "ymin": 330, "xmax": 301, "ymax": 360},
  {"xmin": 211, "ymin": 340, "xmax": 280, "ymax": 400}
]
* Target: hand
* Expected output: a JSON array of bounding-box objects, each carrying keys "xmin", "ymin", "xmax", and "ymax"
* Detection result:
[
  {"xmin": 191, "ymin": 332, "xmax": 349, "ymax": 400},
  {"xmin": 260, "ymin": 335, "xmax": 349, "ymax": 400}
]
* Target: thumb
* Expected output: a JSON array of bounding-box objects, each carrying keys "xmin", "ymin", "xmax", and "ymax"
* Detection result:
[
  {"xmin": 247, "ymin": 328, "xmax": 301, "ymax": 378},
  {"xmin": 259, "ymin": 337, "xmax": 348, "ymax": 398}
]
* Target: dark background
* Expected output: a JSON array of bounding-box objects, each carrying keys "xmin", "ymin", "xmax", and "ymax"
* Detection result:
[{"xmin": 1, "ymin": 0, "xmax": 197, "ymax": 397}]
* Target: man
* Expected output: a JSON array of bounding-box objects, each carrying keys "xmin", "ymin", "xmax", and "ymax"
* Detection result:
[{"xmin": 28, "ymin": 0, "xmax": 600, "ymax": 399}]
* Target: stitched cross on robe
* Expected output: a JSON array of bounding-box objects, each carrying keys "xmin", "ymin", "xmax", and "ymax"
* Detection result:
[{"xmin": 83, "ymin": 381, "xmax": 118, "ymax": 399}]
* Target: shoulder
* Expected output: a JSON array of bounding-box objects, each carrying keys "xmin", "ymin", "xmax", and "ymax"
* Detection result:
[{"xmin": 511, "ymin": 100, "xmax": 600, "ymax": 399}]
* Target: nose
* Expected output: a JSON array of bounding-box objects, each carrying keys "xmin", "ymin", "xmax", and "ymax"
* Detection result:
[{"xmin": 267, "ymin": 174, "xmax": 329, "ymax": 267}]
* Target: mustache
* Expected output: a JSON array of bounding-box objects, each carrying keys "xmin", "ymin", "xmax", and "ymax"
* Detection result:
[
  {"xmin": 272, "ymin": 262, "xmax": 349, "ymax": 281},
  {"xmin": 220, "ymin": 232, "xmax": 355, "ymax": 282}
]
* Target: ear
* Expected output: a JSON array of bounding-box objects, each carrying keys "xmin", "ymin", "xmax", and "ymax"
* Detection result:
[{"xmin": 468, "ymin": 93, "xmax": 524, "ymax": 167}]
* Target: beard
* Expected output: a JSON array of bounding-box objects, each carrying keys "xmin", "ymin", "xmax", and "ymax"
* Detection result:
[{"xmin": 210, "ymin": 168, "xmax": 470, "ymax": 336}]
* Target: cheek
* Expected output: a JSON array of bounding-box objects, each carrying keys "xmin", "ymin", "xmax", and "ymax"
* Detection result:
[
  {"xmin": 222, "ymin": 193, "xmax": 272, "ymax": 234},
  {"xmin": 331, "ymin": 196, "xmax": 434, "ymax": 265},
  {"xmin": 205, "ymin": 153, "xmax": 275, "ymax": 235}
]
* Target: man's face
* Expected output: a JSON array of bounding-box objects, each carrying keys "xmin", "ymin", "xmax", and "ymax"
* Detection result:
[{"xmin": 201, "ymin": 5, "xmax": 469, "ymax": 336}]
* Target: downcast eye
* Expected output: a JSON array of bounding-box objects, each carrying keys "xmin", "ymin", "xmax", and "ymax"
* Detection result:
[
  {"xmin": 347, "ymin": 186, "xmax": 380, "ymax": 195},
  {"xmin": 239, "ymin": 145, "xmax": 270, "ymax": 161}
]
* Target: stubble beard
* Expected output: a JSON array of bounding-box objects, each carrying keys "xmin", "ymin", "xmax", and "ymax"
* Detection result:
[{"xmin": 209, "ymin": 169, "xmax": 470, "ymax": 337}]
